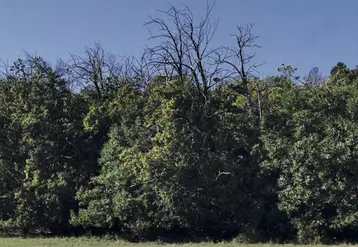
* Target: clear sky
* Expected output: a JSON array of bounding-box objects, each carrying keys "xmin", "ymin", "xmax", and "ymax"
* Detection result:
[{"xmin": 1, "ymin": 0, "xmax": 357, "ymax": 78}]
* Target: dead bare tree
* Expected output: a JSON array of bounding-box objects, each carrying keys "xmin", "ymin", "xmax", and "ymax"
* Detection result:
[
  {"xmin": 124, "ymin": 54, "xmax": 155, "ymax": 88},
  {"xmin": 68, "ymin": 43, "xmax": 111, "ymax": 98},
  {"xmin": 144, "ymin": 2, "xmax": 227, "ymax": 97},
  {"xmin": 215, "ymin": 24, "xmax": 265, "ymax": 113},
  {"xmin": 304, "ymin": 67, "xmax": 325, "ymax": 85},
  {"xmin": 225, "ymin": 24, "xmax": 262, "ymax": 83},
  {"xmin": 68, "ymin": 43, "xmax": 152, "ymax": 98}
]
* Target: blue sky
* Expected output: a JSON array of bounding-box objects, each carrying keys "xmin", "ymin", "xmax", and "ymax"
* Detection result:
[{"xmin": 0, "ymin": 0, "xmax": 357, "ymax": 78}]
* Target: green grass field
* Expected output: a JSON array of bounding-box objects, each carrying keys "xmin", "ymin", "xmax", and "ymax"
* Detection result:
[{"xmin": 0, "ymin": 238, "xmax": 351, "ymax": 247}]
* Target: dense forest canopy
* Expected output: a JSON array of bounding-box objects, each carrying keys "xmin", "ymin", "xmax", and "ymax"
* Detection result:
[{"xmin": 1, "ymin": 3, "xmax": 358, "ymax": 244}]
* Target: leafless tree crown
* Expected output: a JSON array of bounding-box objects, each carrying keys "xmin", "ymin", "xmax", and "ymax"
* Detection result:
[
  {"xmin": 68, "ymin": 43, "xmax": 151, "ymax": 98},
  {"xmin": 144, "ymin": 2, "xmax": 229, "ymax": 94},
  {"xmin": 144, "ymin": 3, "xmax": 263, "ymax": 99}
]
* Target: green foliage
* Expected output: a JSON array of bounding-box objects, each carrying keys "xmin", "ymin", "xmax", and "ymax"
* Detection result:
[
  {"xmin": 264, "ymin": 74, "xmax": 358, "ymax": 243},
  {"xmin": 3, "ymin": 38, "xmax": 358, "ymax": 244},
  {"xmin": 0, "ymin": 58, "xmax": 97, "ymax": 234}
]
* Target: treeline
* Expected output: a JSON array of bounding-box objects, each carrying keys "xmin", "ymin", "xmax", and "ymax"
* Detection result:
[{"xmin": 1, "ymin": 4, "xmax": 358, "ymax": 244}]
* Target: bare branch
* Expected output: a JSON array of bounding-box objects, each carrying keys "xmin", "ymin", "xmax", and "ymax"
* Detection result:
[
  {"xmin": 215, "ymin": 171, "xmax": 232, "ymax": 180},
  {"xmin": 217, "ymin": 24, "xmax": 262, "ymax": 84},
  {"xmin": 67, "ymin": 43, "xmax": 147, "ymax": 98},
  {"xmin": 144, "ymin": 1, "xmax": 223, "ymax": 96}
]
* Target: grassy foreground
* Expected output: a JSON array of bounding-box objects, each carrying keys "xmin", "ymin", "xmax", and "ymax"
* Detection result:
[{"xmin": 0, "ymin": 238, "xmax": 353, "ymax": 247}]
